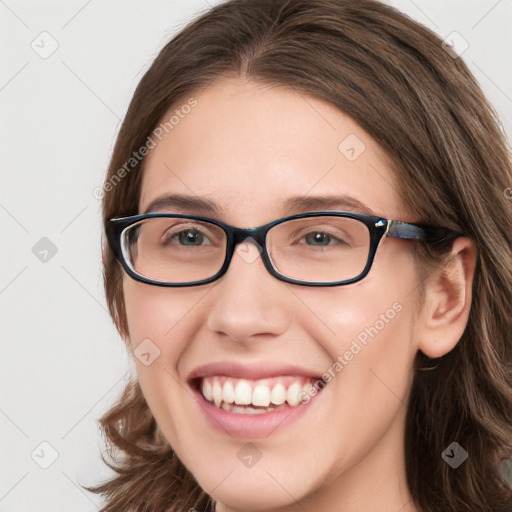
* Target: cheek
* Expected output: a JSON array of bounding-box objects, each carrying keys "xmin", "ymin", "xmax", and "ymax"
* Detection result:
[
  {"xmin": 297, "ymin": 242, "xmax": 419, "ymax": 358},
  {"xmin": 122, "ymin": 277, "xmax": 209, "ymax": 450},
  {"xmin": 123, "ymin": 277, "xmax": 206, "ymax": 353},
  {"xmin": 122, "ymin": 276, "xmax": 213, "ymax": 410},
  {"xmin": 289, "ymin": 249, "xmax": 419, "ymax": 453},
  {"xmin": 122, "ymin": 279, "xmax": 198, "ymax": 389},
  {"xmin": 295, "ymin": 277, "xmax": 417, "ymax": 413},
  {"xmin": 329, "ymin": 298, "xmax": 416, "ymax": 465}
]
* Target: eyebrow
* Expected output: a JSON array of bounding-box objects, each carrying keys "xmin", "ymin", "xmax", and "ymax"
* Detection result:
[
  {"xmin": 282, "ymin": 195, "xmax": 375, "ymax": 216},
  {"xmin": 143, "ymin": 194, "xmax": 222, "ymax": 215},
  {"xmin": 142, "ymin": 193, "xmax": 375, "ymax": 216}
]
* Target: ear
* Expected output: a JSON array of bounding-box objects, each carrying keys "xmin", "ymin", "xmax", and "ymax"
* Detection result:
[{"xmin": 417, "ymin": 237, "xmax": 477, "ymax": 358}]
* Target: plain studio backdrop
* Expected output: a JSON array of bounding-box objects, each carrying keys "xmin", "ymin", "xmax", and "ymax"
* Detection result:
[{"xmin": 0, "ymin": 1, "xmax": 511, "ymax": 510}]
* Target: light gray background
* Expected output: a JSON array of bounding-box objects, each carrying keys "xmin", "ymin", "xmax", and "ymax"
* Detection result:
[{"xmin": 1, "ymin": 1, "xmax": 511, "ymax": 510}]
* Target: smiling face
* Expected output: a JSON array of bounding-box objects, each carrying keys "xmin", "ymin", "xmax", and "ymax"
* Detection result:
[{"xmin": 122, "ymin": 76, "xmax": 424, "ymax": 511}]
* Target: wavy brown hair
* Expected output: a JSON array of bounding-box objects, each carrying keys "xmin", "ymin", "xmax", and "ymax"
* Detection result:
[{"xmin": 86, "ymin": 0, "xmax": 512, "ymax": 510}]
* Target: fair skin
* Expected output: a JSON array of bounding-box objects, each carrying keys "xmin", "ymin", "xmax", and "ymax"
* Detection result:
[{"xmin": 122, "ymin": 76, "xmax": 476, "ymax": 512}]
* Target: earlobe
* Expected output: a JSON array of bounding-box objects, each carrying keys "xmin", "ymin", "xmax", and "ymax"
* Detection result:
[{"xmin": 418, "ymin": 237, "xmax": 477, "ymax": 359}]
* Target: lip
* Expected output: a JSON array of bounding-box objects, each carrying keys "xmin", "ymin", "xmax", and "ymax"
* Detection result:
[
  {"xmin": 189, "ymin": 380, "xmax": 323, "ymax": 439},
  {"xmin": 187, "ymin": 360, "xmax": 323, "ymax": 381},
  {"xmin": 186, "ymin": 360, "xmax": 325, "ymax": 439}
]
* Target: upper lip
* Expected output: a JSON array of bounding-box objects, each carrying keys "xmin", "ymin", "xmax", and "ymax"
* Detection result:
[{"xmin": 187, "ymin": 361, "xmax": 322, "ymax": 382}]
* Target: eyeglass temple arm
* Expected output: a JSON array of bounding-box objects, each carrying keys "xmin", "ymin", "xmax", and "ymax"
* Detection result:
[
  {"xmin": 386, "ymin": 221, "xmax": 425, "ymax": 240},
  {"xmin": 386, "ymin": 221, "xmax": 461, "ymax": 245}
]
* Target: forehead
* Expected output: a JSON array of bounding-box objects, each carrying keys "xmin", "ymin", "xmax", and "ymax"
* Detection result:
[{"xmin": 138, "ymin": 77, "xmax": 406, "ymax": 224}]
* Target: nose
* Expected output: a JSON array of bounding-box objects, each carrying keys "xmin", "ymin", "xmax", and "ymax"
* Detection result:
[{"xmin": 205, "ymin": 239, "xmax": 291, "ymax": 343}]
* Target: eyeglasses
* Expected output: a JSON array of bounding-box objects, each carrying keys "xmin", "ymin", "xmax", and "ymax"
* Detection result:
[{"xmin": 106, "ymin": 211, "xmax": 461, "ymax": 287}]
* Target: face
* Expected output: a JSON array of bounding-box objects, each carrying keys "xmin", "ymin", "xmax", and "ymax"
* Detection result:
[{"xmin": 123, "ymin": 76, "xmax": 424, "ymax": 511}]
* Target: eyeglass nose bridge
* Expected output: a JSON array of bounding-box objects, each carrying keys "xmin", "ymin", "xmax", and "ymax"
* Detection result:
[
  {"xmin": 230, "ymin": 225, "xmax": 267, "ymax": 246},
  {"xmin": 221, "ymin": 224, "xmax": 277, "ymax": 277}
]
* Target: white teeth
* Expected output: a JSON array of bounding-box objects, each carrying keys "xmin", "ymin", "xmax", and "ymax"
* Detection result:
[
  {"xmin": 252, "ymin": 385, "xmax": 271, "ymax": 407},
  {"xmin": 202, "ymin": 379, "xmax": 213, "ymax": 401},
  {"xmin": 270, "ymin": 382, "xmax": 286, "ymax": 405},
  {"xmin": 234, "ymin": 380, "xmax": 253, "ymax": 405},
  {"xmin": 212, "ymin": 380, "xmax": 223, "ymax": 407},
  {"xmin": 245, "ymin": 406, "xmax": 267, "ymax": 415},
  {"xmin": 221, "ymin": 402, "xmax": 278, "ymax": 415},
  {"xmin": 286, "ymin": 382, "xmax": 301, "ymax": 407},
  {"xmin": 223, "ymin": 380, "xmax": 235, "ymax": 404},
  {"xmin": 199, "ymin": 375, "xmax": 318, "ymax": 411}
]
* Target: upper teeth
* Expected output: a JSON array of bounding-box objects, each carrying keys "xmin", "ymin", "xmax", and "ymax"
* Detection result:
[{"xmin": 200, "ymin": 376, "xmax": 314, "ymax": 408}]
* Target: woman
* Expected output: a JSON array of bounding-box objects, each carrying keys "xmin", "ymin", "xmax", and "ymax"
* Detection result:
[{"xmin": 87, "ymin": 0, "xmax": 512, "ymax": 510}]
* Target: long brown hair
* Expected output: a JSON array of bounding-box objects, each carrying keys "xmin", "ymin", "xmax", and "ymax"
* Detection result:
[{"xmin": 86, "ymin": 1, "xmax": 512, "ymax": 510}]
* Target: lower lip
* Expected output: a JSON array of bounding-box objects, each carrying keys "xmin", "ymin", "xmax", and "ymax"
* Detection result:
[{"xmin": 189, "ymin": 382, "xmax": 322, "ymax": 439}]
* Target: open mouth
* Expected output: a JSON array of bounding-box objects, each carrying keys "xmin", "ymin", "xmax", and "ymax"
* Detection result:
[{"xmin": 190, "ymin": 375, "xmax": 321, "ymax": 415}]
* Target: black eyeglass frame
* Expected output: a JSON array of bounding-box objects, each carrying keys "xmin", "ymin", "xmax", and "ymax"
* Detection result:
[{"xmin": 106, "ymin": 211, "xmax": 462, "ymax": 287}]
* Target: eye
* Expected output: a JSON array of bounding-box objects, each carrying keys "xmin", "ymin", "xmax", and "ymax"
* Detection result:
[
  {"xmin": 304, "ymin": 231, "xmax": 336, "ymax": 246},
  {"xmin": 163, "ymin": 228, "xmax": 212, "ymax": 246},
  {"xmin": 301, "ymin": 230, "xmax": 348, "ymax": 247}
]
